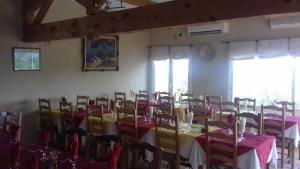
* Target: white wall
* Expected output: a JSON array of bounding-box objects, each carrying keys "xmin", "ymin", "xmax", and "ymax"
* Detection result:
[
  {"xmin": 0, "ymin": 0, "xmax": 149, "ymax": 143},
  {"xmin": 149, "ymin": 17, "xmax": 300, "ymax": 99}
]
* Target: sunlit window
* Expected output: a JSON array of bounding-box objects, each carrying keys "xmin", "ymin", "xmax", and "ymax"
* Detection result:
[
  {"xmin": 153, "ymin": 60, "xmax": 169, "ymax": 92},
  {"xmin": 232, "ymin": 56, "xmax": 293, "ymax": 105}
]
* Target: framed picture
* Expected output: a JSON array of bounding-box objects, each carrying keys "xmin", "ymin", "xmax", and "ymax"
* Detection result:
[
  {"xmin": 83, "ymin": 36, "xmax": 119, "ymax": 71},
  {"xmin": 12, "ymin": 47, "xmax": 41, "ymax": 71}
]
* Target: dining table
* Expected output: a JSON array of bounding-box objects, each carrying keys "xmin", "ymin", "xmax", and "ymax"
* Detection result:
[{"xmin": 0, "ymin": 131, "xmax": 104, "ymax": 169}]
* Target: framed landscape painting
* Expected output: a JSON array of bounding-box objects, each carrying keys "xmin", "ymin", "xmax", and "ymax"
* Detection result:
[
  {"xmin": 83, "ymin": 36, "xmax": 119, "ymax": 71},
  {"xmin": 12, "ymin": 47, "xmax": 40, "ymax": 71}
]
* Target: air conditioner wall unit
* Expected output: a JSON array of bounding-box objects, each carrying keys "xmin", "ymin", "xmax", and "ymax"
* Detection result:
[
  {"xmin": 187, "ymin": 22, "xmax": 229, "ymax": 36},
  {"xmin": 271, "ymin": 15, "xmax": 300, "ymax": 29}
]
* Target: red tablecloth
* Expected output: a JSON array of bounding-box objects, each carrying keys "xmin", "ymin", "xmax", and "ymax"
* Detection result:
[
  {"xmin": 118, "ymin": 117, "xmax": 155, "ymax": 139},
  {"xmin": 0, "ymin": 133, "xmax": 105, "ymax": 169},
  {"xmin": 196, "ymin": 130, "xmax": 275, "ymax": 169},
  {"xmin": 286, "ymin": 116, "xmax": 300, "ymax": 133}
]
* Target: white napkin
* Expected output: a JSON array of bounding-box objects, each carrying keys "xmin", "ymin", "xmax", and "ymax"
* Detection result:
[{"xmin": 186, "ymin": 111, "xmax": 194, "ymax": 126}]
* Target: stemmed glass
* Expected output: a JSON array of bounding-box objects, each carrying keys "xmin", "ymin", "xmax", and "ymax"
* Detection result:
[
  {"xmin": 226, "ymin": 114, "xmax": 234, "ymax": 135},
  {"xmin": 50, "ymin": 151, "xmax": 61, "ymax": 169},
  {"xmin": 238, "ymin": 117, "xmax": 247, "ymax": 140},
  {"xmin": 40, "ymin": 131, "xmax": 50, "ymax": 161}
]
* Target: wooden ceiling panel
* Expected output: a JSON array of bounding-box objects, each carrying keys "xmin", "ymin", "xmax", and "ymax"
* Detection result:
[{"xmin": 23, "ymin": 0, "xmax": 300, "ymax": 42}]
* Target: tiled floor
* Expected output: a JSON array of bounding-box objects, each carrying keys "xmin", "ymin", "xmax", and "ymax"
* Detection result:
[{"xmin": 270, "ymin": 147, "xmax": 300, "ymax": 169}]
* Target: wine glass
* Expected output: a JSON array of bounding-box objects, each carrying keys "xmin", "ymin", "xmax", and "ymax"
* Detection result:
[
  {"xmin": 50, "ymin": 151, "xmax": 61, "ymax": 169},
  {"xmin": 40, "ymin": 132, "xmax": 50, "ymax": 161},
  {"xmin": 239, "ymin": 117, "xmax": 247, "ymax": 140}
]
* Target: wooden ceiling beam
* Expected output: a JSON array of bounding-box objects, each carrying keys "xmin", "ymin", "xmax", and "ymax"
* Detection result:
[
  {"xmin": 23, "ymin": 0, "xmax": 300, "ymax": 42},
  {"xmin": 125, "ymin": 0, "xmax": 155, "ymax": 6},
  {"xmin": 32, "ymin": 0, "xmax": 53, "ymax": 25}
]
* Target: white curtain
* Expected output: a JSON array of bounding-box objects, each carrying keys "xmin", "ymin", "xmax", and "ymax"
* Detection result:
[
  {"xmin": 229, "ymin": 41, "xmax": 256, "ymax": 60},
  {"xmin": 170, "ymin": 46, "xmax": 192, "ymax": 59},
  {"xmin": 149, "ymin": 47, "xmax": 169, "ymax": 60},
  {"xmin": 290, "ymin": 38, "xmax": 300, "ymax": 57},
  {"xmin": 257, "ymin": 39, "xmax": 289, "ymax": 58}
]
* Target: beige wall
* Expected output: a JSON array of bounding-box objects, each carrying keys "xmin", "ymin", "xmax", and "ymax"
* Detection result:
[
  {"xmin": 0, "ymin": 0, "xmax": 149, "ymax": 143},
  {"xmin": 149, "ymin": 17, "xmax": 300, "ymax": 99}
]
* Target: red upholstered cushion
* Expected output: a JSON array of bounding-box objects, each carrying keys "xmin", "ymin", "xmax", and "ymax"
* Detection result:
[{"xmin": 108, "ymin": 143, "xmax": 121, "ymax": 169}]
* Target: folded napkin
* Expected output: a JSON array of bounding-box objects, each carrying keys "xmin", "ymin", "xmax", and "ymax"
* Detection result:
[
  {"xmin": 10, "ymin": 141, "xmax": 20, "ymax": 169},
  {"xmin": 109, "ymin": 143, "xmax": 121, "ymax": 169},
  {"xmin": 39, "ymin": 131, "xmax": 50, "ymax": 148},
  {"xmin": 110, "ymin": 100, "xmax": 115, "ymax": 111},
  {"xmin": 186, "ymin": 111, "xmax": 194, "ymax": 125},
  {"xmin": 227, "ymin": 114, "xmax": 235, "ymax": 124},
  {"xmin": 71, "ymin": 133, "xmax": 79, "ymax": 161},
  {"xmin": 8, "ymin": 121, "xmax": 20, "ymax": 137}
]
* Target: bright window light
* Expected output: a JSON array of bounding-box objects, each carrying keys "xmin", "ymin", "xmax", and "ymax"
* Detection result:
[{"xmin": 232, "ymin": 56, "xmax": 293, "ymax": 105}]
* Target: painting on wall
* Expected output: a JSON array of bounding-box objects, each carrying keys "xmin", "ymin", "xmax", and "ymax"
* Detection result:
[
  {"xmin": 83, "ymin": 36, "xmax": 119, "ymax": 71},
  {"xmin": 12, "ymin": 47, "xmax": 40, "ymax": 71}
]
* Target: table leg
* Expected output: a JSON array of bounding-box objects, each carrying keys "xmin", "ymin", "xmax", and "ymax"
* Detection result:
[{"xmin": 291, "ymin": 142, "xmax": 295, "ymax": 169}]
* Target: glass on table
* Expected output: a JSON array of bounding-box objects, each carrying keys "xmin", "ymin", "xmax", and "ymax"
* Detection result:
[
  {"xmin": 40, "ymin": 131, "xmax": 50, "ymax": 161},
  {"xmin": 50, "ymin": 151, "xmax": 61, "ymax": 169}
]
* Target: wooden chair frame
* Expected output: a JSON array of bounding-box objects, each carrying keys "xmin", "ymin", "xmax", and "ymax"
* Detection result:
[{"xmin": 76, "ymin": 95, "xmax": 89, "ymax": 111}]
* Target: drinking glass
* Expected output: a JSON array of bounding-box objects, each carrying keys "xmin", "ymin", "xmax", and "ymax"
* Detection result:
[
  {"xmin": 50, "ymin": 151, "xmax": 61, "ymax": 169},
  {"xmin": 239, "ymin": 117, "xmax": 246, "ymax": 140},
  {"xmin": 40, "ymin": 144, "xmax": 48, "ymax": 161}
]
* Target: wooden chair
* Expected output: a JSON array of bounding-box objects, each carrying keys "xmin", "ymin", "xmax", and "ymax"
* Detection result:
[
  {"xmin": 95, "ymin": 135, "xmax": 122, "ymax": 161},
  {"xmin": 192, "ymin": 104, "xmax": 212, "ymax": 125},
  {"xmin": 136, "ymin": 93, "xmax": 149, "ymax": 116},
  {"xmin": 275, "ymin": 100, "xmax": 295, "ymax": 116},
  {"xmin": 115, "ymin": 92, "xmax": 126, "ymax": 108},
  {"xmin": 205, "ymin": 119, "xmax": 238, "ymax": 169},
  {"xmin": 159, "ymin": 91, "xmax": 170, "ymax": 98},
  {"xmin": 220, "ymin": 101, "xmax": 238, "ymax": 121},
  {"xmin": 261, "ymin": 104, "xmax": 292, "ymax": 168},
  {"xmin": 237, "ymin": 112, "xmax": 263, "ymax": 135},
  {"xmin": 155, "ymin": 113, "xmax": 180, "ymax": 169},
  {"xmin": 234, "ymin": 97, "xmax": 256, "ymax": 112},
  {"xmin": 60, "ymin": 101, "xmax": 74, "ymax": 133},
  {"xmin": 76, "ymin": 95, "xmax": 89, "ymax": 111},
  {"xmin": 129, "ymin": 142, "xmax": 163, "ymax": 169},
  {"xmin": 117, "ymin": 100, "xmax": 138, "ymax": 142},
  {"xmin": 160, "ymin": 96, "xmax": 175, "ymax": 109},
  {"xmin": 2, "ymin": 110, "xmax": 22, "ymax": 140},
  {"xmin": 156, "ymin": 102, "xmax": 173, "ymax": 116},
  {"xmin": 39, "ymin": 98, "xmax": 59, "ymax": 146},
  {"xmin": 180, "ymin": 93, "xmax": 194, "ymax": 110},
  {"xmin": 206, "ymin": 95, "xmax": 222, "ymax": 114},
  {"xmin": 139, "ymin": 90, "xmax": 149, "ymax": 96},
  {"xmin": 96, "ymin": 97, "xmax": 109, "ymax": 111}
]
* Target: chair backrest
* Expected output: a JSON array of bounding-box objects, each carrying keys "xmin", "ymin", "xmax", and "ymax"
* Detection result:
[
  {"xmin": 261, "ymin": 104, "xmax": 285, "ymax": 164},
  {"xmin": 159, "ymin": 91, "xmax": 170, "ymax": 98},
  {"xmin": 115, "ymin": 92, "xmax": 126, "ymax": 108},
  {"xmin": 129, "ymin": 142, "xmax": 163, "ymax": 169},
  {"xmin": 117, "ymin": 101, "xmax": 138, "ymax": 142},
  {"xmin": 156, "ymin": 102, "xmax": 173, "ymax": 116},
  {"xmin": 180, "ymin": 93, "xmax": 194, "ymax": 110},
  {"xmin": 3, "ymin": 110, "xmax": 22, "ymax": 139},
  {"xmin": 136, "ymin": 93, "xmax": 148, "ymax": 102},
  {"xmin": 87, "ymin": 105, "xmax": 104, "ymax": 136},
  {"xmin": 220, "ymin": 101, "xmax": 238, "ymax": 121},
  {"xmin": 139, "ymin": 90, "xmax": 149, "ymax": 96},
  {"xmin": 234, "ymin": 97, "xmax": 256, "ymax": 112},
  {"xmin": 261, "ymin": 104, "xmax": 285, "ymax": 137},
  {"xmin": 38, "ymin": 98, "xmax": 53, "ymax": 129},
  {"xmin": 206, "ymin": 95, "xmax": 222, "ymax": 111},
  {"xmin": 275, "ymin": 100, "xmax": 295, "ymax": 116},
  {"xmin": 155, "ymin": 113, "xmax": 180, "ymax": 169},
  {"xmin": 60, "ymin": 101, "xmax": 73, "ymax": 132},
  {"xmin": 76, "ymin": 95, "xmax": 89, "ymax": 111},
  {"xmin": 159, "ymin": 96, "xmax": 175, "ymax": 109},
  {"xmin": 136, "ymin": 94, "xmax": 149, "ymax": 116},
  {"xmin": 205, "ymin": 119, "xmax": 238, "ymax": 169},
  {"xmin": 237, "ymin": 112, "xmax": 263, "ymax": 135},
  {"xmin": 96, "ymin": 97, "xmax": 109, "ymax": 111},
  {"xmin": 192, "ymin": 104, "xmax": 212, "ymax": 124}
]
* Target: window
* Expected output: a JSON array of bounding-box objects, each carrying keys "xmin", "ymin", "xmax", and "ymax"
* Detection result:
[
  {"xmin": 13, "ymin": 47, "xmax": 40, "ymax": 71},
  {"xmin": 153, "ymin": 58, "xmax": 189, "ymax": 101},
  {"xmin": 232, "ymin": 56, "xmax": 294, "ymax": 105},
  {"xmin": 153, "ymin": 59, "xmax": 170, "ymax": 92}
]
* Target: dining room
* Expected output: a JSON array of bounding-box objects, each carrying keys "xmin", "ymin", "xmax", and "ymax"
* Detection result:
[{"xmin": 1, "ymin": 0, "xmax": 300, "ymax": 169}]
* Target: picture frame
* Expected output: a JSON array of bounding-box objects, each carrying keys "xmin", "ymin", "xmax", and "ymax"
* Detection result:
[
  {"xmin": 12, "ymin": 47, "xmax": 41, "ymax": 71},
  {"xmin": 83, "ymin": 36, "xmax": 119, "ymax": 71}
]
